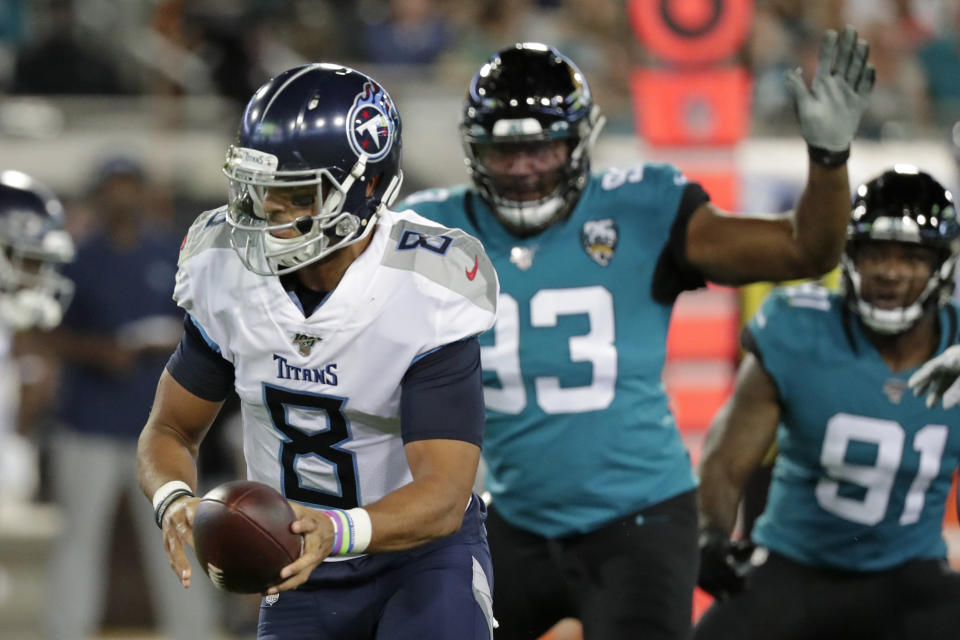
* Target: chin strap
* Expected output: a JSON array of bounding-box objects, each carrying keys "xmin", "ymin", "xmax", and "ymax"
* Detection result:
[
  {"xmin": 844, "ymin": 254, "xmax": 941, "ymax": 334},
  {"xmin": 855, "ymin": 298, "xmax": 926, "ymax": 334},
  {"xmin": 379, "ymin": 170, "xmax": 403, "ymax": 211},
  {"xmin": 494, "ymin": 195, "xmax": 566, "ymax": 234}
]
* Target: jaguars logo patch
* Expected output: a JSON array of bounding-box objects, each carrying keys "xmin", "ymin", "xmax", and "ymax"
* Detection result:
[
  {"xmin": 347, "ymin": 81, "xmax": 397, "ymax": 162},
  {"xmin": 580, "ymin": 219, "xmax": 618, "ymax": 266}
]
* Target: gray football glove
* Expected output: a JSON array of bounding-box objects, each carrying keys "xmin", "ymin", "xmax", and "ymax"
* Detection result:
[
  {"xmin": 786, "ymin": 26, "xmax": 875, "ymax": 159},
  {"xmin": 909, "ymin": 344, "xmax": 960, "ymax": 410}
]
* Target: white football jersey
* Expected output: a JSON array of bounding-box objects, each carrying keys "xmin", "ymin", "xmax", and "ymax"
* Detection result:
[{"xmin": 174, "ymin": 207, "xmax": 497, "ymax": 511}]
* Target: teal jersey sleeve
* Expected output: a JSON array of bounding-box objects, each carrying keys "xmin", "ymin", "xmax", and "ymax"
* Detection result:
[
  {"xmin": 745, "ymin": 283, "xmax": 840, "ymax": 398},
  {"xmin": 395, "ymin": 185, "xmax": 472, "ymax": 230}
]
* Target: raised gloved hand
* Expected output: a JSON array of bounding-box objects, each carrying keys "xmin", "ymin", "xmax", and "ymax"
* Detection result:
[
  {"xmin": 786, "ymin": 26, "xmax": 876, "ymax": 166},
  {"xmin": 908, "ymin": 345, "xmax": 960, "ymax": 410},
  {"xmin": 697, "ymin": 527, "xmax": 756, "ymax": 601}
]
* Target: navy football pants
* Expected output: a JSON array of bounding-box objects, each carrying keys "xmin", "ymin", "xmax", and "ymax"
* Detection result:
[{"xmin": 258, "ymin": 497, "xmax": 494, "ymax": 640}]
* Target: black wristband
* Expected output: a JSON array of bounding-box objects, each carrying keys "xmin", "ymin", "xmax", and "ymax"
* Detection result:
[
  {"xmin": 154, "ymin": 489, "xmax": 194, "ymax": 528},
  {"xmin": 807, "ymin": 144, "xmax": 850, "ymax": 168}
]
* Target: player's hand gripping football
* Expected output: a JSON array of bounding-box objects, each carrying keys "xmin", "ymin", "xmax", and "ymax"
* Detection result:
[
  {"xmin": 697, "ymin": 527, "xmax": 756, "ymax": 601},
  {"xmin": 267, "ymin": 502, "xmax": 336, "ymax": 594},
  {"xmin": 909, "ymin": 344, "xmax": 960, "ymax": 410},
  {"xmin": 160, "ymin": 496, "xmax": 201, "ymax": 588},
  {"xmin": 786, "ymin": 26, "xmax": 875, "ymax": 156}
]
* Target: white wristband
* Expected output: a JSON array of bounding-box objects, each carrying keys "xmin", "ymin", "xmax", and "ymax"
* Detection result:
[
  {"xmin": 152, "ymin": 480, "xmax": 194, "ymax": 512},
  {"xmin": 346, "ymin": 507, "xmax": 372, "ymax": 554},
  {"xmin": 152, "ymin": 481, "xmax": 195, "ymax": 528},
  {"xmin": 319, "ymin": 507, "xmax": 373, "ymax": 555}
]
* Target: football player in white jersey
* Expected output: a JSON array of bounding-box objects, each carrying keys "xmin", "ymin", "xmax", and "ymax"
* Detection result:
[
  {"xmin": 0, "ymin": 170, "xmax": 73, "ymax": 500},
  {"xmin": 137, "ymin": 64, "xmax": 499, "ymax": 639}
]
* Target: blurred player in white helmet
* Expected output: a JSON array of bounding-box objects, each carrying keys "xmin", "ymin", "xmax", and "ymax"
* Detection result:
[{"xmin": 0, "ymin": 169, "xmax": 73, "ymax": 502}]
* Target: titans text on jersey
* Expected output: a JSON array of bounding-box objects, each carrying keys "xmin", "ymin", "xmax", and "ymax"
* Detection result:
[{"xmin": 272, "ymin": 354, "xmax": 338, "ymax": 385}]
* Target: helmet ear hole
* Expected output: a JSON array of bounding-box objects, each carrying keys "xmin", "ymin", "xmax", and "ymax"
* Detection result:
[{"xmin": 365, "ymin": 174, "xmax": 381, "ymax": 198}]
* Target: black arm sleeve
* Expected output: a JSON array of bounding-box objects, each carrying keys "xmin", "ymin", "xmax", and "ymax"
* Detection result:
[
  {"xmin": 400, "ymin": 337, "xmax": 485, "ymax": 447},
  {"xmin": 165, "ymin": 315, "xmax": 235, "ymax": 402},
  {"xmin": 651, "ymin": 182, "xmax": 711, "ymax": 305}
]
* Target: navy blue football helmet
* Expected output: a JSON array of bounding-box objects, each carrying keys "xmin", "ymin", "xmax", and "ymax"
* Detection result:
[
  {"xmin": 0, "ymin": 170, "xmax": 74, "ymax": 330},
  {"xmin": 224, "ymin": 63, "xmax": 403, "ymax": 275},
  {"xmin": 843, "ymin": 165, "xmax": 960, "ymax": 333},
  {"xmin": 461, "ymin": 42, "xmax": 604, "ymax": 236}
]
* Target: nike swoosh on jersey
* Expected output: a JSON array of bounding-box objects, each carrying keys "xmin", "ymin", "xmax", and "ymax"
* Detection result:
[{"xmin": 466, "ymin": 255, "xmax": 479, "ymax": 280}]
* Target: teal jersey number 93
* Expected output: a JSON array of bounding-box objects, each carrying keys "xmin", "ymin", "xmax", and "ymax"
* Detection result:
[{"xmin": 399, "ymin": 165, "xmax": 700, "ymax": 538}]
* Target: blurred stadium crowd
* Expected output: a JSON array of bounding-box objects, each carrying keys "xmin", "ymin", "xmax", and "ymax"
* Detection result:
[
  {"xmin": 0, "ymin": 0, "xmax": 959, "ymax": 203},
  {"xmin": 1, "ymin": 0, "xmax": 960, "ymax": 638},
  {"xmin": 2, "ymin": 0, "xmax": 960, "ymax": 133}
]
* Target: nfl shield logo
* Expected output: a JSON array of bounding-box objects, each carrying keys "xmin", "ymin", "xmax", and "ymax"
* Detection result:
[
  {"xmin": 509, "ymin": 246, "xmax": 537, "ymax": 271},
  {"xmin": 580, "ymin": 219, "xmax": 618, "ymax": 266},
  {"xmin": 882, "ymin": 378, "xmax": 907, "ymax": 404},
  {"xmin": 293, "ymin": 333, "xmax": 321, "ymax": 356}
]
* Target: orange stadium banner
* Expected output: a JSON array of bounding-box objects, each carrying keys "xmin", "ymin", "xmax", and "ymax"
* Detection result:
[
  {"xmin": 630, "ymin": 67, "xmax": 752, "ymax": 146},
  {"xmin": 627, "ymin": 0, "xmax": 754, "ymax": 64}
]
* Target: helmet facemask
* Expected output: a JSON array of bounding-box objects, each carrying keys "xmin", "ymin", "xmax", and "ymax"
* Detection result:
[
  {"xmin": 463, "ymin": 107, "xmax": 604, "ymax": 237},
  {"xmin": 843, "ymin": 234, "xmax": 959, "ymax": 335},
  {"xmin": 0, "ymin": 229, "xmax": 74, "ymax": 330},
  {"xmin": 224, "ymin": 145, "xmax": 397, "ymax": 276}
]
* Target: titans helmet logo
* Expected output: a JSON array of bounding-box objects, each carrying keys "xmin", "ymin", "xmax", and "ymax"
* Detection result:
[{"xmin": 347, "ymin": 81, "xmax": 397, "ymax": 162}]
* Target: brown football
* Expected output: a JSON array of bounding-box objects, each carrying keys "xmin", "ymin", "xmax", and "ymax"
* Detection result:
[{"xmin": 193, "ymin": 480, "xmax": 302, "ymax": 593}]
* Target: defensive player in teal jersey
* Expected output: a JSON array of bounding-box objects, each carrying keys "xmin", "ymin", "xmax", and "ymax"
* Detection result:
[
  {"xmin": 397, "ymin": 32, "xmax": 874, "ymax": 640},
  {"xmin": 696, "ymin": 167, "xmax": 960, "ymax": 639}
]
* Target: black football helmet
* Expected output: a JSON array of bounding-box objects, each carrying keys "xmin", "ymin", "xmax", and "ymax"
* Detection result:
[
  {"xmin": 460, "ymin": 42, "xmax": 604, "ymax": 236},
  {"xmin": 842, "ymin": 165, "xmax": 960, "ymax": 333},
  {"xmin": 0, "ymin": 170, "xmax": 74, "ymax": 330},
  {"xmin": 224, "ymin": 63, "xmax": 403, "ymax": 275}
]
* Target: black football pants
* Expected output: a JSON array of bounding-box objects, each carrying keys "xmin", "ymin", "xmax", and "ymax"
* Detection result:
[
  {"xmin": 487, "ymin": 490, "xmax": 698, "ymax": 640},
  {"xmin": 694, "ymin": 550, "xmax": 960, "ymax": 640}
]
